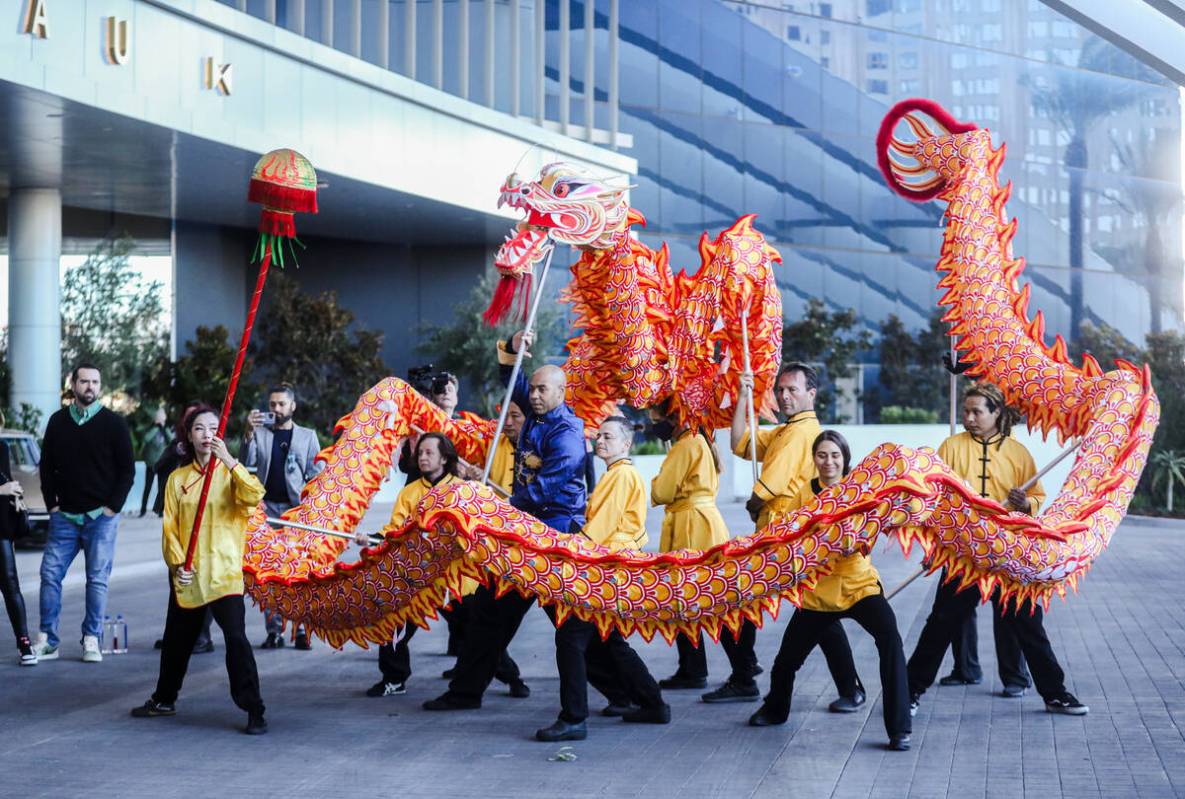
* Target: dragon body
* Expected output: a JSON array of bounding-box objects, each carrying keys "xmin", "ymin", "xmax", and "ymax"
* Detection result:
[{"xmin": 242, "ymin": 100, "xmax": 1157, "ymax": 648}]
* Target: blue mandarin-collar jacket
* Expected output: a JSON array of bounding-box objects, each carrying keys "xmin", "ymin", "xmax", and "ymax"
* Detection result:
[{"xmin": 503, "ymin": 363, "xmax": 587, "ymax": 531}]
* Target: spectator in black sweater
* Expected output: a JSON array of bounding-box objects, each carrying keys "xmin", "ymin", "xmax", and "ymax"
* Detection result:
[{"xmin": 31, "ymin": 364, "xmax": 134, "ymax": 664}]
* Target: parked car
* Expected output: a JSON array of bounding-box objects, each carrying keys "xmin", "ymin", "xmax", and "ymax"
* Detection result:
[{"xmin": 2, "ymin": 429, "xmax": 49, "ymax": 547}]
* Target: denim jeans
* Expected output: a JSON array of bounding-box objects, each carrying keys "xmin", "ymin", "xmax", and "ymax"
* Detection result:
[{"xmin": 39, "ymin": 511, "xmax": 119, "ymax": 646}]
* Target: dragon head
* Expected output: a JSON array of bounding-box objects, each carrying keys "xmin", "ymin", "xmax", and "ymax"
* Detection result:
[{"xmin": 485, "ymin": 162, "xmax": 632, "ymax": 325}]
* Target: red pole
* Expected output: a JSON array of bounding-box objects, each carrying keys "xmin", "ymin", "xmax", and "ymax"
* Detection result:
[{"xmin": 183, "ymin": 240, "xmax": 273, "ymax": 570}]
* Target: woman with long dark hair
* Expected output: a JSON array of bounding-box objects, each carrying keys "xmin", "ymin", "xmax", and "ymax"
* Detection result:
[
  {"xmin": 130, "ymin": 404, "xmax": 268, "ymax": 734},
  {"xmin": 0, "ymin": 411, "xmax": 36, "ymax": 665},
  {"xmin": 749, "ymin": 430, "xmax": 912, "ymax": 752}
]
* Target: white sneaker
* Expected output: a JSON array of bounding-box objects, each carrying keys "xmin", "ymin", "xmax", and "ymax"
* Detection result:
[
  {"xmin": 31, "ymin": 632, "xmax": 59, "ymax": 661},
  {"xmin": 82, "ymin": 635, "xmax": 103, "ymax": 663}
]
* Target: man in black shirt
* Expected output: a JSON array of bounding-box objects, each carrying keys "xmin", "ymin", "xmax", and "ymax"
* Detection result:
[
  {"xmin": 242, "ymin": 384, "xmax": 323, "ymax": 649},
  {"xmin": 32, "ymin": 364, "xmax": 134, "ymax": 663}
]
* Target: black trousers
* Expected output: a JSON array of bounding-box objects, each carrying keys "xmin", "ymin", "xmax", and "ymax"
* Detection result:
[
  {"xmin": 377, "ymin": 624, "xmax": 418, "ymax": 683},
  {"xmin": 138, "ymin": 467, "xmax": 160, "ymax": 515},
  {"xmin": 445, "ymin": 587, "xmax": 537, "ymax": 704},
  {"xmin": 719, "ymin": 617, "xmax": 862, "ymax": 697},
  {"xmin": 153, "ymin": 591, "xmax": 265, "ymax": 715},
  {"xmin": 908, "ymin": 582, "xmax": 1064, "ymax": 702},
  {"xmin": 675, "ymin": 633, "xmax": 707, "ymax": 679},
  {"xmin": 766, "ymin": 593, "xmax": 911, "ymax": 737},
  {"xmin": 554, "ymin": 615, "xmax": 664, "ymax": 723},
  {"xmin": 0, "ymin": 539, "xmax": 29, "ymax": 643},
  {"xmin": 936, "ymin": 570, "xmax": 1030, "ymax": 687},
  {"xmin": 378, "ymin": 620, "xmax": 522, "ymax": 685}
]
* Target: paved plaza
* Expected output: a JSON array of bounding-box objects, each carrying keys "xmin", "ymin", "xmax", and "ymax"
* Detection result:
[{"xmin": 3, "ymin": 504, "xmax": 1183, "ymax": 799}]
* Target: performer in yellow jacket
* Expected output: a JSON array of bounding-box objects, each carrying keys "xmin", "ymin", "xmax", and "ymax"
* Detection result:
[
  {"xmin": 750, "ymin": 430, "xmax": 912, "ymax": 751},
  {"xmin": 646, "ymin": 402, "xmax": 727, "ymax": 690},
  {"xmin": 364, "ymin": 433, "xmax": 529, "ymax": 700},
  {"xmin": 907, "ymin": 382, "xmax": 1088, "ymax": 716},
  {"xmin": 130, "ymin": 405, "xmax": 268, "ymax": 734},
  {"xmin": 535, "ymin": 417, "xmax": 670, "ymax": 742},
  {"xmin": 705, "ymin": 362, "xmax": 859, "ymax": 711}
]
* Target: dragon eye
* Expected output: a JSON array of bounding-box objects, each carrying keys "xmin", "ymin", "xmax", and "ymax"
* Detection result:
[{"xmin": 553, "ymin": 183, "xmax": 570, "ymax": 198}]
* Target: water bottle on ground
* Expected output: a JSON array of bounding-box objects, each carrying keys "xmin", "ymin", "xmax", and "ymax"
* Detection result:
[
  {"xmin": 114, "ymin": 614, "xmax": 128, "ymax": 654},
  {"xmin": 101, "ymin": 615, "xmax": 114, "ymax": 655}
]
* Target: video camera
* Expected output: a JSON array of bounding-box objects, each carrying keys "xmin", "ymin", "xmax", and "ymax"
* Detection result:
[{"xmin": 407, "ymin": 363, "xmax": 455, "ymax": 397}]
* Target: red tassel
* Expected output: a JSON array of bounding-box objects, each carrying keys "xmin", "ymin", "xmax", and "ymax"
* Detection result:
[
  {"xmin": 484, "ymin": 275, "xmax": 519, "ymax": 326},
  {"xmin": 248, "ymin": 179, "xmax": 319, "ymax": 214},
  {"xmin": 258, "ymin": 209, "xmax": 296, "ymax": 238}
]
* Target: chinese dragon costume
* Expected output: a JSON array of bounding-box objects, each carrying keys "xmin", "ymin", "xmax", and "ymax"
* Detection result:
[{"xmin": 241, "ymin": 99, "xmax": 1158, "ymax": 650}]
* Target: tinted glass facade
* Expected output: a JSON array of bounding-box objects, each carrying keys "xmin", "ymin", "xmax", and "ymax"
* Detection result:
[{"xmin": 599, "ymin": 0, "xmax": 1182, "ymax": 414}]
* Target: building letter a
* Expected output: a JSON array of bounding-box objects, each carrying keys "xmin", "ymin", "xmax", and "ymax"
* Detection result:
[{"xmin": 22, "ymin": 0, "xmax": 49, "ymax": 39}]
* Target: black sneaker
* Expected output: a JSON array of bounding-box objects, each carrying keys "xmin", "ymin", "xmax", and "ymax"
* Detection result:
[
  {"xmin": 909, "ymin": 694, "xmax": 920, "ymax": 717},
  {"xmin": 192, "ymin": 639, "xmax": 215, "ymax": 655},
  {"xmin": 601, "ymin": 702, "xmax": 640, "ymax": 717},
  {"xmin": 1045, "ymin": 693, "xmax": 1089, "ymax": 716},
  {"xmin": 621, "ymin": 703, "xmax": 671, "ymax": 724},
  {"xmin": 365, "ymin": 680, "xmax": 406, "ymax": 697},
  {"xmin": 422, "ymin": 694, "xmax": 481, "ymax": 711},
  {"xmin": 244, "ymin": 713, "xmax": 268, "ymax": 735},
  {"xmin": 1000, "ymin": 684, "xmax": 1027, "ymax": 698},
  {"xmin": 259, "ymin": 633, "xmax": 284, "ymax": 649},
  {"xmin": 939, "ymin": 672, "xmax": 982, "ymax": 686},
  {"xmin": 294, "ymin": 632, "xmax": 311, "ymax": 651},
  {"xmin": 131, "ymin": 699, "xmax": 176, "ymax": 718},
  {"xmin": 888, "ymin": 734, "xmax": 911, "ymax": 751},
  {"xmin": 507, "ymin": 679, "xmax": 531, "ymax": 699},
  {"xmin": 701, "ymin": 681, "xmax": 760, "ymax": 703},
  {"xmin": 659, "ymin": 673, "xmax": 708, "ymax": 690},
  {"xmin": 828, "ymin": 690, "xmax": 866, "ymax": 713}
]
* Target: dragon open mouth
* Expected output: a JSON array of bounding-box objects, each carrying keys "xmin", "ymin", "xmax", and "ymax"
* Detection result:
[{"xmin": 494, "ymin": 224, "xmax": 551, "ymax": 276}]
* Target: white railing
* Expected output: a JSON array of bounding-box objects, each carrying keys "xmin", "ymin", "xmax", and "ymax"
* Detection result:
[{"xmin": 218, "ymin": 0, "xmax": 624, "ymax": 148}]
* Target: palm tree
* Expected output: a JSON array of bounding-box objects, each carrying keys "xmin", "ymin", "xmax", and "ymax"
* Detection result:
[
  {"xmin": 1151, "ymin": 450, "xmax": 1185, "ymax": 513},
  {"xmin": 1026, "ymin": 36, "xmax": 1165, "ymax": 338},
  {"xmin": 1097, "ymin": 132, "xmax": 1181, "ymax": 334}
]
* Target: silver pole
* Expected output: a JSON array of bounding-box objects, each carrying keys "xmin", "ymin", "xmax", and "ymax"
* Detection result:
[
  {"xmin": 433, "ymin": 0, "xmax": 443, "ymax": 89},
  {"xmin": 534, "ymin": 0, "xmax": 545, "ymax": 125},
  {"xmin": 558, "ymin": 0, "xmax": 570, "ymax": 133},
  {"xmin": 291, "ymin": 0, "xmax": 305, "ymax": 35},
  {"xmin": 378, "ymin": 0, "xmax": 390, "ymax": 68},
  {"xmin": 404, "ymin": 0, "xmax": 417, "ymax": 78},
  {"xmin": 949, "ymin": 336, "xmax": 957, "ymax": 437},
  {"xmin": 458, "ymin": 0, "xmax": 469, "ymax": 99},
  {"xmin": 351, "ymin": 0, "xmax": 362, "ymax": 57},
  {"xmin": 482, "ymin": 245, "xmax": 556, "ymax": 483},
  {"xmin": 484, "ymin": 0, "xmax": 495, "ymax": 106},
  {"xmin": 511, "ymin": 0, "xmax": 521, "ymax": 116},
  {"xmin": 739, "ymin": 300, "xmax": 759, "ymax": 483},
  {"xmin": 265, "ymin": 517, "xmax": 382, "ymax": 545},
  {"xmin": 608, "ymin": 0, "xmax": 618, "ymax": 149},
  {"xmin": 885, "ymin": 567, "xmax": 926, "ymax": 600},
  {"xmin": 584, "ymin": 0, "xmax": 594, "ymax": 142},
  {"xmin": 322, "ymin": 0, "xmax": 334, "ymax": 45}
]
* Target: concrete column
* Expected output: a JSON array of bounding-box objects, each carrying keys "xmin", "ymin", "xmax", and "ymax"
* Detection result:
[{"xmin": 7, "ymin": 188, "xmax": 62, "ymax": 427}]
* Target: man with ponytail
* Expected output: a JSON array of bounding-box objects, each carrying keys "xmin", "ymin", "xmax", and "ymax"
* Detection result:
[{"xmin": 906, "ymin": 382, "xmax": 1088, "ymax": 717}]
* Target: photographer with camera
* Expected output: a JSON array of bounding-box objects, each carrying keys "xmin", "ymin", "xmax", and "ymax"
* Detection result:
[
  {"xmin": 399, "ymin": 367, "xmax": 459, "ymax": 482},
  {"xmin": 241, "ymin": 384, "xmax": 324, "ymax": 650}
]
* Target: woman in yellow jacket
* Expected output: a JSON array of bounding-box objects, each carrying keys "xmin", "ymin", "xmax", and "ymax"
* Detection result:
[
  {"xmin": 130, "ymin": 404, "xmax": 268, "ymax": 734},
  {"xmin": 536, "ymin": 417, "xmax": 670, "ymax": 742},
  {"xmin": 646, "ymin": 403, "xmax": 728, "ymax": 690},
  {"xmin": 749, "ymin": 430, "xmax": 912, "ymax": 752},
  {"xmin": 364, "ymin": 433, "xmax": 529, "ymax": 700}
]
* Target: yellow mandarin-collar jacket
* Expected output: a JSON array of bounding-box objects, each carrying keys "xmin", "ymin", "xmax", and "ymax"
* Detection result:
[
  {"xmin": 162, "ymin": 461, "xmax": 265, "ymax": 609},
  {"xmin": 790, "ymin": 481, "xmax": 882, "ymax": 612},
  {"xmin": 651, "ymin": 431, "xmax": 729, "ymax": 552},
  {"xmin": 937, "ymin": 431, "xmax": 1045, "ymax": 514},
  {"xmin": 390, "ymin": 473, "xmax": 476, "ymax": 594},
  {"xmin": 488, "ymin": 433, "xmax": 516, "ymax": 495},
  {"xmin": 389, "ymin": 473, "xmax": 460, "ymax": 528},
  {"xmin": 583, "ymin": 459, "xmax": 649, "ymax": 552},
  {"xmin": 734, "ymin": 411, "xmax": 821, "ymax": 529}
]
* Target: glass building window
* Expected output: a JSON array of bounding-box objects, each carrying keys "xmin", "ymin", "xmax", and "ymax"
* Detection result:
[
  {"xmin": 981, "ymin": 24, "xmax": 1002, "ymax": 42},
  {"xmin": 819, "ymin": 3, "xmax": 833, "ymax": 18},
  {"xmin": 899, "ymin": 52, "xmax": 918, "ymax": 69},
  {"xmin": 866, "ymin": 78, "xmax": 889, "ymax": 94},
  {"xmin": 787, "ymin": 25, "xmax": 801, "ymax": 40},
  {"xmin": 868, "ymin": 52, "xmax": 888, "ymax": 69}
]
